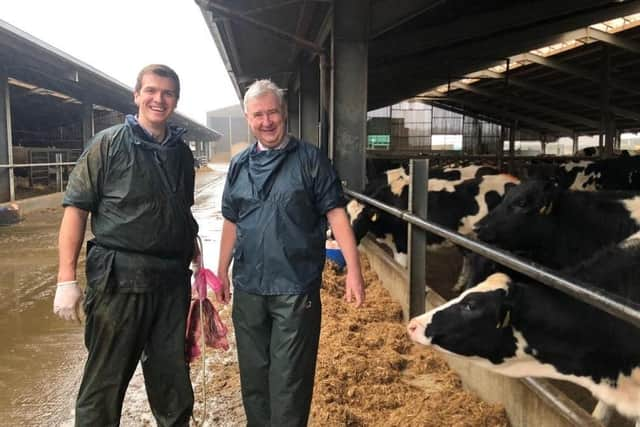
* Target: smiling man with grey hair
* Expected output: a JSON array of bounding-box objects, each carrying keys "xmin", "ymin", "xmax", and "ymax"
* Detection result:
[{"xmin": 217, "ymin": 79, "xmax": 365, "ymax": 426}]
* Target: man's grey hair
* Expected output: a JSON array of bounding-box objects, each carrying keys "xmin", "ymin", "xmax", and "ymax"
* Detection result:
[{"xmin": 243, "ymin": 79, "xmax": 285, "ymax": 113}]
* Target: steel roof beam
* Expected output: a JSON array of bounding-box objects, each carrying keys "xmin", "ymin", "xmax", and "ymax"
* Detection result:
[
  {"xmin": 587, "ymin": 27, "xmax": 640, "ymax": 55},
  {"xmin": 243, "ymin": 0, "xmax": 331, "ymax": 16},
  {"xmin": 370, "ymin": 0, "xmax": 446, "ymax": 39},
  {"xmin": 469, "ymin": 69, "xmax": 640, "ymax": 123},
  {"xmin": 451, "ymin": 82, "xmax": 600, "ymax": 129},
  {"xmin": 221, "ymin": 17, "xmax": 244, "ymax": 77},
  {"xmin": 285, "ymin": 0, "xmax": 315, "ymax": 77},
  {"xmin": 368, "ymin": 1, "xmax": 640, "ymax": 109},
  {"xmin": 521, "ymin": 52, "xmax": 640, "ymax": 96},
  {"xmin": 442, "ymin": 96, "xmax": 574, "ymax": 135},
  {"xmin": 199, "ymin": 8, "xmax": 243, "ymax": 100},
  {"xmin": 197, "ymin": 0, "xmax": 324, "ymax": 54},
  {"xmin": 370, "ymin": 0, "xmax": 620, "ymax": 60}
]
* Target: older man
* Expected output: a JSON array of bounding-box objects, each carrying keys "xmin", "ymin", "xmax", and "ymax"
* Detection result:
[
  {"xmin": 217, "ymin": 79, "xmax": 365, "ymax": 426},
  {"xmin": 54, "ymin": 64, "xmax": 198, "ymax": 426}
]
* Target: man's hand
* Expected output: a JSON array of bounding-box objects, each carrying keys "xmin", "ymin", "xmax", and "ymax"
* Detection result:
[
  {"xmin": 344, "ymin": 270, "xmax": 365, "ymax": 308},
  {"xmin": 53, "ymin": 281, "xmax": 83, "ymax": 322},
  {"xmin": 216, "ymin": 270, "xmax": 232, "ymax": 304},
  {"xmin": 326, "ymin": 208, "xmax": 366, "ymax": 308}
]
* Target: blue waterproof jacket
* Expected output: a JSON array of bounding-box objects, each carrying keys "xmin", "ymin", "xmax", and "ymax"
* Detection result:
[{"xmin": 221, "ymin": 137, "xmax": 345, "ymax": 295}]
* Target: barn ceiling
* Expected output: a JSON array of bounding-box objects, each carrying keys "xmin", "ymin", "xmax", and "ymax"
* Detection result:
[{"xmin": 199, "ymin": 0, "xmax": 640, "ymax": 137}]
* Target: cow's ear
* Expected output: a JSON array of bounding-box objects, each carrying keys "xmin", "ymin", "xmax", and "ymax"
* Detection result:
[
  {"xmin": 541, "ymin": 177, "xmax": 561, "ymax": 210},
  {"xmin": 496, "ymin": 305, "xmax": 511, "ymax": 329},
  {"xmin": 497, "ymin": 283, "xmax": 520, "ymax": 328},
  {"xmin": 544, "ymin": 176, "xmax": 561, "ymax": 191},
  {"xmin": 365, "ymin": 206, "xmax": 380, "ymax": 222}
]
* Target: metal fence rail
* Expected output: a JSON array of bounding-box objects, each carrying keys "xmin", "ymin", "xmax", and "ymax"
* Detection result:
[
  {"xmin": 0, "ymin": 162, "xmax": 77, "ymax": 168},
  {"xmin": 344, "ymin": 187, "xmax": 640, "ymax": 329}
]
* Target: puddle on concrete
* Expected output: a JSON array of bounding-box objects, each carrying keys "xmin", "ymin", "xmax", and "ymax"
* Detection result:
[
  {"xmin": 0, "ymin": 207, "xmax": 85, "ymax": 424},
  {"xmin": 0, "ymin": 167, "xmax": 227, "ymax": 425}
]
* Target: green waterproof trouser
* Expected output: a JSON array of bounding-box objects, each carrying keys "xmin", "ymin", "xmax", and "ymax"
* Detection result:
[
  {"xmin": 232, "ymin": 288, "xmax": 322, "ymax": 427},
  {"xmin": 75, "ymin": 281, "xmax": 193, "ymax": 427}
]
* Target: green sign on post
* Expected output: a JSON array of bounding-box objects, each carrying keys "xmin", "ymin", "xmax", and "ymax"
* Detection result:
[{"xmin": 368, "ymin": 134, "xmax": 390, "ymax": 149}]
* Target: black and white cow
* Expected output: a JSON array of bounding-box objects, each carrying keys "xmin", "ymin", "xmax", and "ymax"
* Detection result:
[
  {"xmin": 527, "ymin": 155, "xmax": 640, "ymax": 191},
  {"xmin": 430, "ymin": 163, "xmax": 499, "ymax": 184},
  {"xmin": 574, "ymin": 146, "xmax": 631, "ymax": 158},
  {"xmin": 459, "ymin": 178, "xmax": 640, "ymax": 292},
  {"xmin": 345, "ymin": 165, "xmax": 518, "ymax": 267},
  {"xmin": 474, "ymin": 179, "xmax": 640, "ymax": 273},
  {"xmin": 346, "ymin": 167, "xmax": 411, "ymax": 266},
  {"xmin": 407, "ymin": 236, "xmax": 640, "ymax": 424}
]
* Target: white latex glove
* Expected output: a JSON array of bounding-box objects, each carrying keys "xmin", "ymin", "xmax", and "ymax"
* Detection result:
[{"xmin": 53, "ymin": 281, "xmax": 83, "ymax": 322}]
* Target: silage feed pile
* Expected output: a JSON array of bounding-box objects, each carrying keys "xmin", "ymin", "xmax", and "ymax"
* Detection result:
[
  {"xmin": 192, "ymin": 254, "xmax": 509, "ymax": 426},
  {"xmin": 310, "ymin": 256, "xmax": 509, "ymax": 427}
]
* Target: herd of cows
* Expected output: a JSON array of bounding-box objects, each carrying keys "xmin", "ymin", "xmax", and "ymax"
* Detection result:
[{"xmin": 340, "ymin": 154, "xmax": 640, "ymax": 425}]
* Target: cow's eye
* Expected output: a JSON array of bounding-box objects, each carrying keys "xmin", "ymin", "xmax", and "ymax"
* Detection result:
[
  {"xmin": 511, "ymin": 198, "xmax": 529, "ymax": 212},
  {"xmin": 462, "ymin": 301, "xmax": 474, "ymax": 311}
]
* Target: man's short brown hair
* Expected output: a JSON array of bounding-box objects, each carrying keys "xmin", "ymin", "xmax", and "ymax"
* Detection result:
[{"xmin": 135, "ymin": 64, "xmax": 180, "ymax": 99}]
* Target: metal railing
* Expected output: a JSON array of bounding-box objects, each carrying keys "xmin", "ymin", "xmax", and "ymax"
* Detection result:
[
  {"xmin": 0, "ymin": 162, "xmax": 77, "ymax": 168},
  {"xmin": 344, "ymin": 185, "xmax": 640, "ymax": 330},
  {"xmin": 0, "ymin": 161, "xmax": 77, "ymax": 200}
]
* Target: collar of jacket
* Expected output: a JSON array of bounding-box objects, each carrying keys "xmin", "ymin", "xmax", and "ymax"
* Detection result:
[
  {"xmin": 242, "ymin": 137, "xmax": 298, "ymax": 199},
  {"xmin": 256, "ymin": 135, "xmax": 291, "ymax": 152},
  {"xmin": 124, "ymin": 114, "xmax": 186, "ymax": 148}
]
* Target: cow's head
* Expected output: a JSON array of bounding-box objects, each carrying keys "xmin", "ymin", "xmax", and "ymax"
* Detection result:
[
  {"xmin": 474, "ymin": 179, "xmax": 560, "ymax": 249},
  {"xmin": 343, "ymin": 168, "xmax": 410, "ymax": 245},
  {"xmin": 408, "ymin": 273, "xmax": 518, "ymax": 365},
  {"xmin": 345, "ymin": 198, "xmax": 381, "ymax": 244}
]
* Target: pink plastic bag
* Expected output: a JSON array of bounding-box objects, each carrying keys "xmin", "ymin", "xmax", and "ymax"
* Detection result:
[{"xmin": 185, "ymin": 263, "xmax": 229, "ymax": 363}]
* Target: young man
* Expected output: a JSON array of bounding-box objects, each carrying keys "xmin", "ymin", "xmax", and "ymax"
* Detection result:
[
  {"xmin": 54, "ymin": 64, "xmax": 198, "ymax": 426},
  {"xmin": 217, "ymin": 79, "xmax": 365, "ymax": 426}
]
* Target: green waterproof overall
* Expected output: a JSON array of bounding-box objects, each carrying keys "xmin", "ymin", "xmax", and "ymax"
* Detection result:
[
  {"xmin": 232, "ymin": 288, "xmax": 321, "ymax": 427},
  {"xmin": 63, "ymin": 117, "xmax": 198, "ymax": 426},
  {"xmin": 76, "ymin": 276, "xmax": 193, "ymax": 426}
]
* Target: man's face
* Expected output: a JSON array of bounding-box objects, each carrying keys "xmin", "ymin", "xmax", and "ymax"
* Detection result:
[
  {"xmin": 134, "ymin": 73, "xmax": 178, "ymax": 130},
  {"xmin": 245, "ymin": 92, "xmax": 286, "ymax": 148}
]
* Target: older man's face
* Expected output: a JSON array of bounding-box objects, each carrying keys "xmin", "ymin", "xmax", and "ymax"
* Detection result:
[{"xmin": 245, "ymin": 92, "xmax": 286, "ymax": 148}]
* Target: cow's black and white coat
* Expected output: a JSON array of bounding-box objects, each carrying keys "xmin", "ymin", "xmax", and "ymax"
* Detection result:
[
  {"xmin": 528, "ymin": 155, "xmax": 640, "ymax": 191},
  {"xmin": 461, "ymin": 179, "xmax": 640, "ymax": 292},
  {"xmin": 408, "ymin": 236, "xmax": 640, "ymax": 422},
  {"xmin": 345, "ymin": 166, "xmax": 518, "ymax": 267},
  {"xmin": 475, "ymin": 179, "xmax": 640, "ymax": 273}
]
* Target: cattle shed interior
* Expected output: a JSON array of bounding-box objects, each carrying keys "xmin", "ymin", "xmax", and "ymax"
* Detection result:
[
  {"xmin": 200, "ymin": 0, "xmax": 640, "ymax": 187},
  {"xmin": 199, "ymin": 2, "xmax": 640, "ymax": 426},
  {"xmin": 0, "ymin": 20, "xmax": 220, "ymax": 202}
]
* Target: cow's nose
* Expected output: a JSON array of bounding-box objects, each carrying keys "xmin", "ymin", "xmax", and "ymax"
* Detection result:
[{"xmin": 407, "ymin": 319, "xmax": 419, "ymax": 335}]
